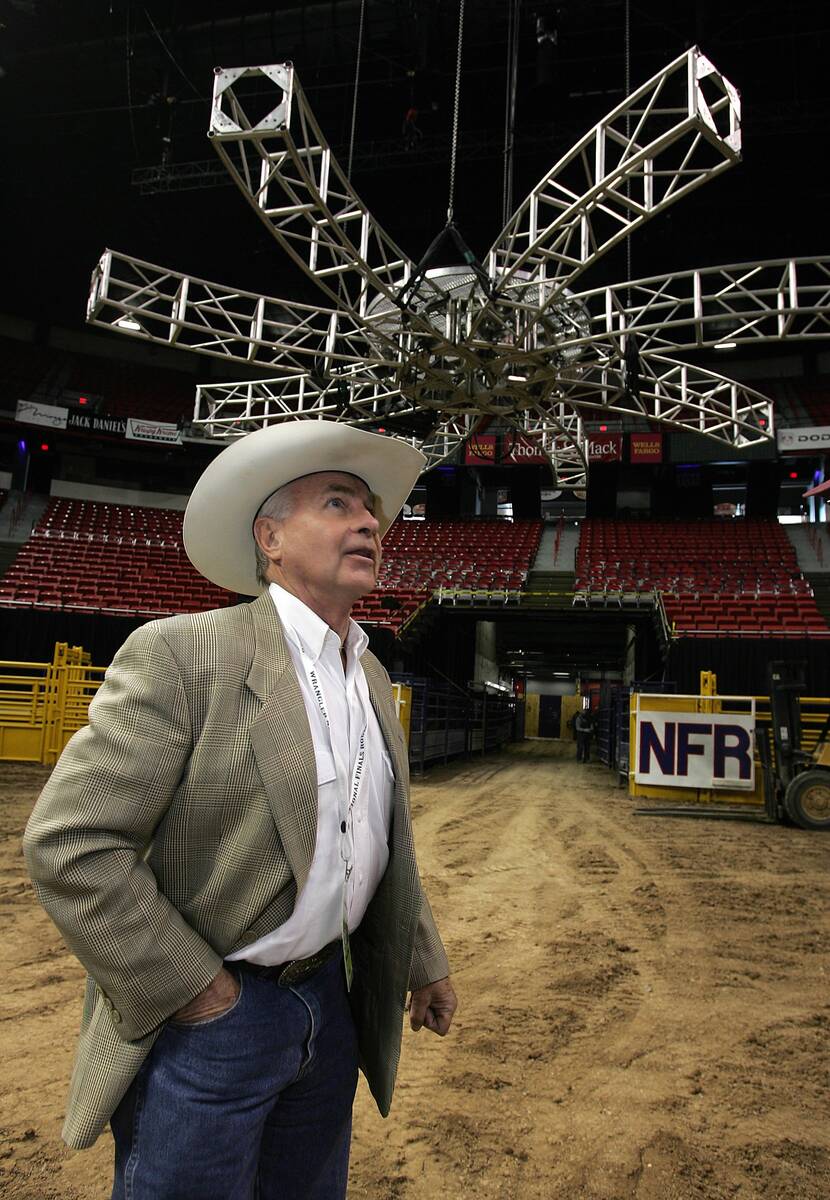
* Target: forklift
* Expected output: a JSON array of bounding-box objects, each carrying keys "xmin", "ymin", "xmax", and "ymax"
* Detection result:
[{"xmin": 763, "ymin": 662, "xmax": 830, "ymax": 831}]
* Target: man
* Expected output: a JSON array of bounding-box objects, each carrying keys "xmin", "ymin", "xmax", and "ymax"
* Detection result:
[
  {"xmin": 574, "ymin": 704, "xmax": 595, "ymax": 763},
  {"xmin": 23, "ymin": 421, "xmax": 456, "ymax": 1199}
]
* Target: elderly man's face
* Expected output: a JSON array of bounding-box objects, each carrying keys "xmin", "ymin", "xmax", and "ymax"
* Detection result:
[{"xmin": 255, "ymin": 471, "xmax": 382, "ymax": 607}]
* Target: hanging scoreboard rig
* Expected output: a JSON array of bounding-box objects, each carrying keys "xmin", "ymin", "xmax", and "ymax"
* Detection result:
[{"xmin": 85, "ymin": 48, "xmax": 830, "ymax": 485}]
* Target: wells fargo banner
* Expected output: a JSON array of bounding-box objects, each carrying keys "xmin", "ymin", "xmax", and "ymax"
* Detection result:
[
  {"xmin": 464, "ymin": 435, "xmax": 497, "ymax": 465},
  {"xmin": 634, "ymin": 706, "xmax": 755, "ymax": 790},
  {"xmin": 587, "ymin": 432, "xmax": 622, "ymax": 462},
  {"xmin": 630, "ymin": 432, "xmax": 663, "ymax": 463}
]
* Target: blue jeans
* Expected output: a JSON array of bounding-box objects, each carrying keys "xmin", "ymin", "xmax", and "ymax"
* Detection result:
[{"xmin": 111, "ymin": 954, "xmax": 358, "ymax": 1199}]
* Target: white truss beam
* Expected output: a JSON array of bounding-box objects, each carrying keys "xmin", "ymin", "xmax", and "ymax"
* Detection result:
[
  {"xmin": 193, "ymin": 372, "xmax": 405, "ymax": 435},
  {"xmin": 559, "ymin": 351, "xmax": 773, "ymax": 447},
  {"xmin": 193, "ymin": 379, "xmax": 470, "ymax": 473},
  {"xmin": 517, "ymin": 404, "xmax": 588, "ymax": 491},
  {"xmin": 564, "ymin": 256, "xmax": 830, "ymax": 355},
  {"xmin": 208, "ymin": 64, "xmax": 424, "ymax": 320},
  {"xmin": 87, "ymin": 249, "xmax": 397, "ymax": 373},
  {"xmin": 479, "ymin": 47, "xmax": 740, "ymax": 334}
]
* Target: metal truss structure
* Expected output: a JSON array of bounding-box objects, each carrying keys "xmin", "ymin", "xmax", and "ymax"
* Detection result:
[{"xmin": 87, "ymin": 47, "xmax": 829, "ymax": 489}]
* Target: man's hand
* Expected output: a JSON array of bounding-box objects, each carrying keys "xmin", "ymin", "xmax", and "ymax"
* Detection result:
[
  {"xmin": 408, "ymin": 976, "xmax": 457, "ymax": 1036},
  {"xmin": 172, "ymin": 966, "xmax": 240, "ymax": 1025}
]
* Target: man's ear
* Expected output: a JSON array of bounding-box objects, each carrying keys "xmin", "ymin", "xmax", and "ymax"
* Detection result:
[{"xmin": 253, "ymin": 516, "xmax": 283, "ymax": 566}]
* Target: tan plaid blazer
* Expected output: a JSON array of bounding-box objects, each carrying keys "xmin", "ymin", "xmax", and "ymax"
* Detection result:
[{"xmin": 23, "ymin": 591, "xmax": 448, "ymax": 1149}]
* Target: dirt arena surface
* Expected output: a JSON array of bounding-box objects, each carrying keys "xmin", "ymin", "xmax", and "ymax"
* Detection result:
[{"xmin": 2, "ymin": 741, "xmax": 829, "ymax": 1199}]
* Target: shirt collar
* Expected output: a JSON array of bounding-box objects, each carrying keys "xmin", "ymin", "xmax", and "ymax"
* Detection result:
[{"xmin": 268, "ymin": 582, "xmax": 369, "ymax": 665}]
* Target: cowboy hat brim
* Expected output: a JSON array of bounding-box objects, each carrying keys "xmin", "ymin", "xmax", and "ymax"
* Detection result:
[{"xmin": 183, "ymin": 422, "xmax": 426, "ymax": 596}]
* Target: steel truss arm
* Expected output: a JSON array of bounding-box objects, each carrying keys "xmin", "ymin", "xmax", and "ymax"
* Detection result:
[
  {"xmin": 559, "ymin": 349, "xmax": 773, "ymax": 447},
  {"xmin": 194, "ymin": 376, "xmax": 473, "ymax": 474},
  {"xmin": 209, "ymin": 64, "xmax": 428, "ymax": 320},
  {"xmin": 564, "ymin": 256, "xmax": 830, "ymax": 356},
  {"xmin": 193, "ymin": 371, "xmax": 405, "ymax": 435},
  {"xmin": 517, "ymin": 403, "xmax": 588, "ymax": 491},
  {"xmin": 417, "ymin": 415, "xmax": 480, "ymax": 472},
  {"xmin": 86, "ymin": 249, "xmax": 399, "ymax": 374},
  {"xmin": 478, "ymin": 47, "xmax": 739, "ymax": 331}
]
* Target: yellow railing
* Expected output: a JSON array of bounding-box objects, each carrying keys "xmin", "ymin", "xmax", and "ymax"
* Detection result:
[{"xmin": 0, "ymin": 643, "xmax": 106, "ymax": 765}]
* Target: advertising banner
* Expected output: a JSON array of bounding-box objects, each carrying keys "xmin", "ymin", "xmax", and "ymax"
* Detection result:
[
  {"xmin": 126, "ymin": 418, "xmax": 183, "ymax": 445},
  {"xmin": 630, "ymin": 432, "xmax": 663, "ymax": 463},
  {"xmin": 587, "ymin": 432, "xmax": 622, "ymax": 462},
  {"xmin": 16, "ymin": 399, "xmax": 68, "ymax": 430},
  {"xmin": 777, "ymin": 426, "xmax": 830, "ymax": 454},
  {"xmin": 634, "ymin": 706, "xmax": 755, "ymax": 790},
  {"xmin": 67, "ymin": 412, "xmax": 128, "ymax": 436},
  {"xmin": 464, "ymin": 434, "xmax": 550, "ymax": 466},
  {"xmin": 464, "ymin": 435, "xmax": 497, "ymax": 465},
  {"xmin": 502, "ymin": 435, "xmax": 548, "ymax": 465}
]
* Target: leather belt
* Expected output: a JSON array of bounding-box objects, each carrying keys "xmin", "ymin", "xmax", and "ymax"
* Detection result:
[{"xmin": 231, "ymin": 939, "xmax": 341, "ymax": 987}]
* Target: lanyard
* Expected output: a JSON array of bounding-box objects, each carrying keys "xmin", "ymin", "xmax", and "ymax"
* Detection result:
[{"xmin": 306, "ymin": 657, "xmax": 367, "ymax": 877}]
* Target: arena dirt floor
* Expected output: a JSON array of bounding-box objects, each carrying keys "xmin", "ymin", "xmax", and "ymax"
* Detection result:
[{"xmin": 2, "ymin": 740, "xmax": 829, "ymax": 1199}]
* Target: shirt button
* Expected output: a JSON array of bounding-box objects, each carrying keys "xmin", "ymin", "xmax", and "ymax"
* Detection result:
[{"xmin": 340, "ymin": 820, "xmax": 346, "ymax": 833}]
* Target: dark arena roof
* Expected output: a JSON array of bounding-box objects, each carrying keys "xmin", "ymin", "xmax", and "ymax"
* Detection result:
[{"xmin": 1, "ymin": 0, "xmax": 829, "ymax": 326}]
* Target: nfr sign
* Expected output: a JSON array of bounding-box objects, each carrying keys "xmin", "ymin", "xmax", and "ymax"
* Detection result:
[{"xmin": 634, "ymin": 706, "xmax": 755, "ymax": 790}]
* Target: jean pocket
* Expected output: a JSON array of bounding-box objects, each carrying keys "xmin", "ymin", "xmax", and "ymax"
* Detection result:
[{"xmin": 168, "ymin": 971, "xmax": 245, "ymax": 1030}]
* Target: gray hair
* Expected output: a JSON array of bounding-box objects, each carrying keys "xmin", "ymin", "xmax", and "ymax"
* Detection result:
[{"xmin": 253, "ymin": 483, "xmax": 296, "ymax": 588}]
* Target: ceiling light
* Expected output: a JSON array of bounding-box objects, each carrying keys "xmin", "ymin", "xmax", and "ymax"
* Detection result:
[{"xmin": 115, "ymin": 314, "xmax": 142, "ymax": 332}]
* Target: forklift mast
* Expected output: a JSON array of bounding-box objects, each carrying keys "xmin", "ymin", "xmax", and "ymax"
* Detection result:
[{"xmin": 767, "ymin": 661, "xmax": 807, "ymax": 787}]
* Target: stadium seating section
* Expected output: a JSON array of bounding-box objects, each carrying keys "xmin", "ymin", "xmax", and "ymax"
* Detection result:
[
  {"xmin": 2, "ymin": 495, "xmax": 824, "ymax": 638},
  {"xmin": 799, "ymin": 385, "xmax": 830, "ymax": 427},
  {"xmin": 577, "ymin": 518, "xmax": 828, "ymax": 635},
  {"xmin": 0, "ymin": 499, "xmax": 543, "ymax": 635},
  {"xmin": 1, "ymin": 335, "xmax": 193, "ymax": 424},
  {"xmin": 754, "ymin": 377, "xmax": 830, "ymax": 428},
  {"xmin": 0, "ymin": 499, "xmax": 232, "ymax": 618}
]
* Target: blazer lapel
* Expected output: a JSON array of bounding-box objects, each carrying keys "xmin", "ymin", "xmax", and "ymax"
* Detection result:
[
  {"xmin": 246, "ymin": 592, "xmax": 318, "ymax": 893},
  {"xmin": 361, "ymin": 652, "xmax": 407, "ymax": 787}
]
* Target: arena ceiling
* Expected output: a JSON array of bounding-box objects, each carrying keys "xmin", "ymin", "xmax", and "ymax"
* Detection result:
[{"xmin": 2, "ymin": 0, "xmax": 830, "ymax": 340}]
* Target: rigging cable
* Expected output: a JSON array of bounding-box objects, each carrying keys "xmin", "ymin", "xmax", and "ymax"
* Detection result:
[
  {"xmin": 624, "ymin": 0, "xmax": 632, "ymax": 306},
  {"xmin": 347, "ymin": 0, "xmax": 366, "ymax": 179},
  {"xmin": 447, "ymin": 0, "xmax": 466, "ymax": 223},
  {"xmin": 502, "ymin": 0, "xmax": 520, "ymax": 229},
  {"xmin": 143, "ymin": 6, "xmax": 205, "ymax": 100},
  {"xmin": 125, "ymin": 2, "xmax": 140, "ymax": 158}
]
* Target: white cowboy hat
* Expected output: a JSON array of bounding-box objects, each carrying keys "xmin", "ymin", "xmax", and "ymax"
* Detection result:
[{"xmin": 183, "ymin": 421, "xmax": 426, "ymax": 595}]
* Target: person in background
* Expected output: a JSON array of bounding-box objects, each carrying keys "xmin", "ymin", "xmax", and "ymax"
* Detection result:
[{"xmin": 574, "ymin": 703, "xmax": 595, "ymax": 763}]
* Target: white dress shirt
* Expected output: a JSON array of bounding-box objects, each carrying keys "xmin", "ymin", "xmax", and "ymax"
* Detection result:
[{"xmin": 226, "ymin": 582, "xmax": 395, "ymax": 966}]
